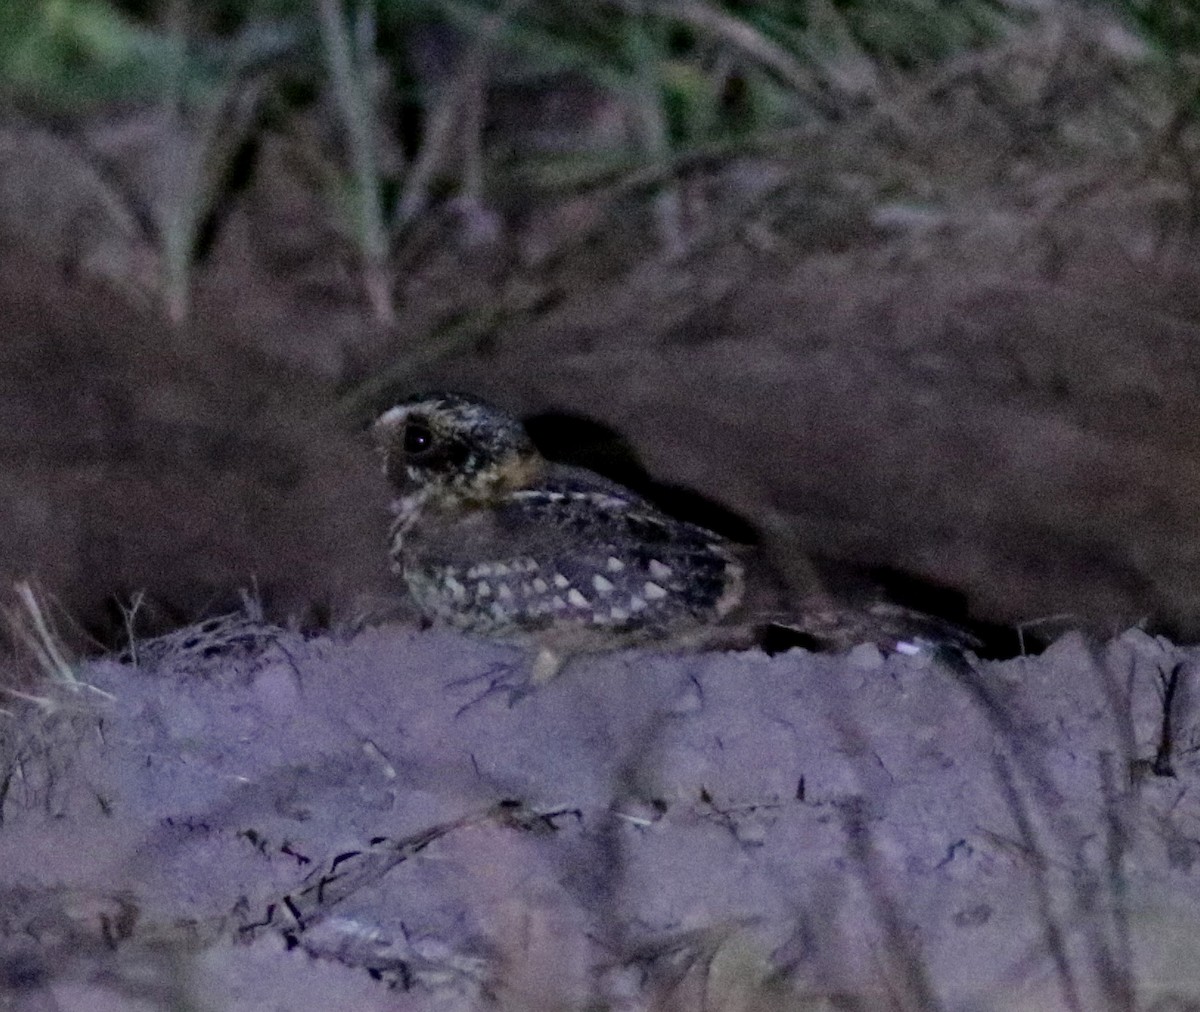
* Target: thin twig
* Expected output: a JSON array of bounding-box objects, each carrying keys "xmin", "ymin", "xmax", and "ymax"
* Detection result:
[
  {"xmin": 393, "ymin": 2, "xmax": 520, "ymax": 233},
  {"xmin": 625, "ymin": 0, "xmax": 686, "ymax": 256},
  {"xmin": 316, "ymin": 0, "xmax": 393, "ymax": 323},
  {"xmin": 993, "ymin": 752, "xmax": 1085, "ymax": 1012},
  {"xmin": 9, "ymin": 581, "xmax": 77, "ymax": 687}
]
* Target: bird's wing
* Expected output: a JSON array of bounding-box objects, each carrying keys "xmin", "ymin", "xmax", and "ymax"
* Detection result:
[{"xmin": 410, "ymin": 466, "xmax": 742, "ymax": 622}]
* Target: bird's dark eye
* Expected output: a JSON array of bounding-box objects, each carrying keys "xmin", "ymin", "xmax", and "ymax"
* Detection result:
[{"xmin": 404, "ymin": 421, "xmax": 434, "ymax": 455}]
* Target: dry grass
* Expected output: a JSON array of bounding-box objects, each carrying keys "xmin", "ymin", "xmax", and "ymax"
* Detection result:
[{"xmin": 2, "ymin": 581, "xmax": 79, "ymax": 690}]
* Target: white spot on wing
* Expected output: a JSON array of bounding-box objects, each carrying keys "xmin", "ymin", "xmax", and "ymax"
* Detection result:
[
  {"xmin": 606, "ymin": 557, "xmax": 625, "ymax": 573},
  {"xmin": 476, "ymin": 582, "xmax": 491, "ymax": 597},
  {"xmin": 552, "ymin": 574, "xmax": 570, "ymax": 589},
  {"xmin": 643, "ymin": 582, "xmax": 668, "ymax": 601},
  {"xmin": 715, "ymin": 559, "xmax": 745, "ymax": 618},
  {"xmin": 610, "ymin": 606, "xmax": 629, "ymax": 621},
  {"xmin": 567, "ymin": 588, "xmax": 589, "ymax": 608},
  {"xmin": 532, "ymin": 578, "xmax": 548, "ymax": 594},
  {"xmin": 592, "ymin": 574, "xmax": 614, "ymax": 594},
  {"xmin": 497, "ymin": 584, "xmax": 514, "ymax": 601},
  {"xmin": 648, "ymin": 559, "xmax": 672, "ymax": 580}
]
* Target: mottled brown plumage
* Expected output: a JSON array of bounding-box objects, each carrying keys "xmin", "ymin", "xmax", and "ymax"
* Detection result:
[{"xmin": 372, "ymin": 393, "xmax": 744, "ymax": 681}]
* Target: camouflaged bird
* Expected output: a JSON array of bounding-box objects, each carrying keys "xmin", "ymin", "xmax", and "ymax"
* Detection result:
[{"xmin": 372, "ymin": 393, "xmax": 746, "ymax": 682}]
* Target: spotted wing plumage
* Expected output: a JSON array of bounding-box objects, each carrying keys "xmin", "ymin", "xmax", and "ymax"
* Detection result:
[{"xmin": 396, "ymin": 465, "xmax": 744, "ymax": 641}]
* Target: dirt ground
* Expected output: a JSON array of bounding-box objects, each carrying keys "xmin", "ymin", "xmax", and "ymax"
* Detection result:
[{"xmin": 1, "ymin": 620, "xmax": 1198, "ymax": 1010}]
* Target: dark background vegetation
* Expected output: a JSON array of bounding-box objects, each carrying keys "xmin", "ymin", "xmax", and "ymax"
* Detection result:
[{"xmin": 4, "ymin": 0, "xmax": 1200, "ymax": 656}]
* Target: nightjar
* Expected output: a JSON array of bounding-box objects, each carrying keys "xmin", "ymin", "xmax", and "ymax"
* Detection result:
[{"xmin": 372, "ymin": 393, "xmax": 745, "ymax": 682}]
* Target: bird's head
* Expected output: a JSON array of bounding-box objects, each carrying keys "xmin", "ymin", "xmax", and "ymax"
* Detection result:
[{"xmin": 372, "ymin": 393, "xmax": 543, "ymax": 507}]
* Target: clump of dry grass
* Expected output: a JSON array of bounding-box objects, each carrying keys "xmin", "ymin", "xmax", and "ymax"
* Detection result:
[
  {"xmin": 2, "ymin": 580, "xmax": 77, "ymax": 689},
  {"xmin": 0, "ymin": 581, "xmax": 117, "ymax": 712}
]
